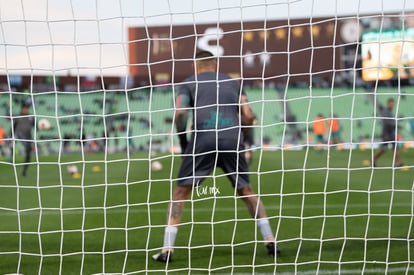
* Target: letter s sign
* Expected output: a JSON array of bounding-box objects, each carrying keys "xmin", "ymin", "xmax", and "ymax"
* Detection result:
[{"xmin": 197, "ymin": 27, "xmax": 224, "ymax": 56}]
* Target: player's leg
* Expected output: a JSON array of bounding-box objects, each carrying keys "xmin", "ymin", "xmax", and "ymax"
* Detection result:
[
  {"xmin": 153, "ymin": 184, "xmax": 192, "ymax": 263},
  {"xmin": 372, "ymin": 142, "xmax": 386, "ymax": 167},
  {"xmin": 237, "ymin": 186, "xmax": 273, "ymax": 238},
  {"xmin": 22, "ymin": 141, "xmax": 32, "ymax": 176},
  {"xmin": 237, "ymin": 184, "xmax": 280, "ymax": 256},
  {"xmin": 392, "ymin": 143, "xmax": 403, "ymax": 166},
  {"xmin": 163, "ymin": 185, "xmax": 192, "ymax": 251},
  {"xmin": 237, "ymin": 185, "xmax": 267, "ymax": 219},
  {"xmin": 167, "ymin": 185, "xmax": 193, "ymax": 226},
  {"xmin": 219, "ymin": 151, "xmax": 269, "ymax": 220},
  {"xmin": 153, "ymin": 151, "xmax": 215, "ymax": 263},
  {"xmin": 331, "ymin": 131, "xmax": 340, "ymax": 145},
  {"xmin": 314, "ymin": 134, "xmax": 324, "ymax": 150},
  {"xmin": 219, "ymin": 151, "xmax": 279, "ymax": 255}
]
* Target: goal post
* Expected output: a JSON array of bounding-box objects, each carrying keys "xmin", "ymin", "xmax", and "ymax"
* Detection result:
[{"xmin": 0, "ymin": 1, "xmax": 414, "ymax": 274}]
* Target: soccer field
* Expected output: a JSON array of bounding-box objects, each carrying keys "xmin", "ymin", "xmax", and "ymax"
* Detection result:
[{"xmin": 0, "ymin": 148, "xmax": 413, "ymax": 274}]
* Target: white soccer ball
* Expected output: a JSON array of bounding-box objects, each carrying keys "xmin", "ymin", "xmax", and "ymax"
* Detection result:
[
  {"xmin": 38, "ymin": 118, "xmax": 51, "ymax": 130},
  {"xmin": 67, "ymin": 165, "xmax": 78, "ymax": 175},
  {"xmin": 151, "ymin": 161, "xmax": 163, "ymax": 172}
]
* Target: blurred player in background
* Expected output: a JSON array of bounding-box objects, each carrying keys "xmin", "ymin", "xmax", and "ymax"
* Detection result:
[
  {"xmin": 328, "ymin": 114, "xmax": 341, "ymax": 145},
  {"xmin": 407, "ymin": 116, "xmax": 414, "ymax": 140},
  {"xmin": 372, "ymin": 98, "xmax": 403, "ymax": 167},
  {"xmin": 153, "ymin": 51, "xmax": 279, "ymax": 263},
  {"xmin": 12, "ymin": 103, "xmax": 35, "ymax": 176},
  {"xmin": 0, "ymin": 124, "xmax": 5, "ymax": 157},
  {"xmin": 312, "ymin": 113, "xmax": 326, "ymax": 150}
]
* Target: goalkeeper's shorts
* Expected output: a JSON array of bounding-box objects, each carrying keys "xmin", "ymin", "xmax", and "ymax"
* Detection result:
[{"xmin": 177, "ymin": 150, "xmax": 250, "ymax": 190}]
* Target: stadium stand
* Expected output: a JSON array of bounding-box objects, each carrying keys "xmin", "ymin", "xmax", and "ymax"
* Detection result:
[{"xmin": 0, "ymin": 86, "xmax": 412, "ymax": 155}]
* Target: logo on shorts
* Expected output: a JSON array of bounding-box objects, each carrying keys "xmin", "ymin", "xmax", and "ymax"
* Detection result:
[{"xmin": 195, "ymin": 185, "xmax": 220, "ymax": 197}]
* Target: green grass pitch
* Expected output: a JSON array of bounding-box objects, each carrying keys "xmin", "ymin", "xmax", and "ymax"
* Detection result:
[{"xmin": 0, "ymin": 148, "xmax": 413, "ymax": 274}]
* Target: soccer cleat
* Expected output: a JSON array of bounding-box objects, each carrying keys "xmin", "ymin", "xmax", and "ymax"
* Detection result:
[
  {"xmin": 266, "ymin": 242, "xmax": 281, "ymax": 256},
  {"xmin": 152, "ymin": 251, "xmax": 172, "ymax": 263}
]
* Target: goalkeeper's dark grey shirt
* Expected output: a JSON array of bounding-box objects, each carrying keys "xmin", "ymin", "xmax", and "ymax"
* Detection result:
[
  {"xmin": 379, "ymin": 106, "xmax": 396, "ymax": 141},
  {"xmin": 14, "ymin": 115, "xmax": 34, "ymax": 139},
  {"xmin": 176, "ymin": 72, "xmax": 250, "ymax": 189},
  {"xmin": 178, "ymin": 72, "xmax": 245, "ymax": 150}
]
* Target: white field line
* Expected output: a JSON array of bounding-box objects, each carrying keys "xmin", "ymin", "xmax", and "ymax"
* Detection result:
[
  {"xmin": 205, "ymin": 267, "xmax": 414, "ymax": 275},
  {"xmin": 0, "ymin": 201, "xmax": 412, "ymax": 216},
  {"xmin": 8, "ymin": 266, "xmax": 414, "ymax": 275}
]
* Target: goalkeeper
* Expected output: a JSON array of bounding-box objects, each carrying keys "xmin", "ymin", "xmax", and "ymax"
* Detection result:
[
  {"xmin": 12, "ymin": 102, "xmax": 35, "ymax": 176},
  {"xmin": 372, "ymin": 98, "xmax": 403, "ymax": 167},
  {"xmin": 153, "ymin": 51, "xmax": 279, "ymax": 263}
]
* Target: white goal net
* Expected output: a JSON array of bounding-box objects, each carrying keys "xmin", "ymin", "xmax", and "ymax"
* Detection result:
[{"xmin": 1, "ymin": 0, "xmax": 414, "ymax": 274}]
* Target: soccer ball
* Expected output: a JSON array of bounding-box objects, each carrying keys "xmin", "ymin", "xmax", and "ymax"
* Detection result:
[
  {"xmin": 67, "ymin": 165, "xmax": 78, "ymax": 175},
  {"xmin": 38, "ymin": 118, "xmax": 51, "ymax": 130},
  {"xmin": 67, "ymin": 165, "xmax": 81, "ymax": 179},
  {"xmin": 151, "ymin": 161, "xmax": 163, "ymax": 172}
]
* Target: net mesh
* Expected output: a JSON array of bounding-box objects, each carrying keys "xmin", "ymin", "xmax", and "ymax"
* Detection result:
[{"xmin": 0, "ymin": 0, "xmax": 413, "ymax": 274}]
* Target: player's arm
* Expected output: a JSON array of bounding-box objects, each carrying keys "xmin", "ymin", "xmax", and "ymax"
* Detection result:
[
  {"xmin": 240, "ymin": 94, "xmax": 255, "ymax": 126},
  {"xmin": 377, "ymin": 103, "xmax": 384, "ymax": 113},
  {"xmin": 175, "ymin": 93, "xmax": 190, "ymax": 152}
]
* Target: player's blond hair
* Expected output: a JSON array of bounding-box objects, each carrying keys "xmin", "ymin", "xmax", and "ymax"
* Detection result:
[{"xmin": 195, "ymin": 51, "xmax": 216, "ymax": 70}]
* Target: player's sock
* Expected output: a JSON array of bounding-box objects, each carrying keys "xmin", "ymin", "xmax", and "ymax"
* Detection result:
[
  {"xmin": 153, "ymin": 225, "xmax": 177, "ymax": 263},
  {"xmin": 256, "ymin": 218, "xmax": 273, "ymax": 242},
  {"xmin": 162, "ymin": 225, "xmax": 178, "ymax": 252}
]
